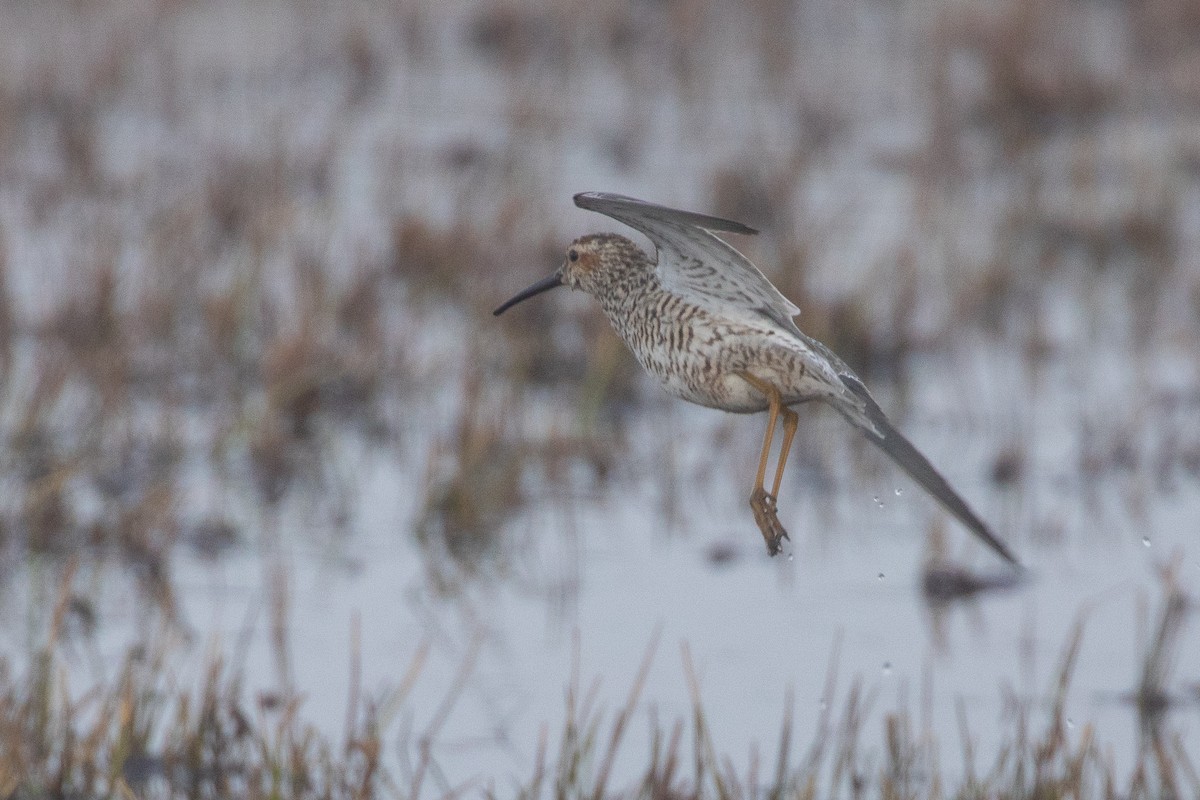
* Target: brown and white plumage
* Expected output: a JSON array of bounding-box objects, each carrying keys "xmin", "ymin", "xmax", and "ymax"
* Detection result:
[{"xmin": 495, "ymin": 192, "xmax": 1019, "ymax": 565}]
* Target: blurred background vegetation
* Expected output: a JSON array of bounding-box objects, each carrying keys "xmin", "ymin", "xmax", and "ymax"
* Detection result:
[{"xmin": 0, "ymin": 0, "xmax": 1197, "ymax": 796}]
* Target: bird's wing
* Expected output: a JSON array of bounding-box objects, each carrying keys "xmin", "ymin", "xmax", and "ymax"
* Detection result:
[
  {"xmin": 574, "ymin": 192, "xmax": 802, "ymax": 336},
  {"xmin": 836, "ymin": 374, "xmax": 1021, "ymax": 566}
]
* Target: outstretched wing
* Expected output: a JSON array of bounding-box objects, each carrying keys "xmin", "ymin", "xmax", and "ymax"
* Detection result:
[
  {"xmin": 573, "ymin": 192, "xmax": 802, "ymax": 336},
  {"xmin": 837, "ymin": 374, "xmax": 1021, "ymax": 566}
]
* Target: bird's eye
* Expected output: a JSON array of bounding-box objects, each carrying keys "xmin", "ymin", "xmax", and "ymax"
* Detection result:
[{"xmin": 568, "ymin": 249, "xmax": 579, "ymax": 262}]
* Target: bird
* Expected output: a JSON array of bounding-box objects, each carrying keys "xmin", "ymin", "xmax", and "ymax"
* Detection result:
[{"xmin": 494, "ymin": 192, "xmax": 1019, "ymax": 565}]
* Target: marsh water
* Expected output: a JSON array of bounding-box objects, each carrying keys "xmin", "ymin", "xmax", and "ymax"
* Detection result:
[{"xmin": 0, "ymin": 0, "xmax": 1198, "ymax": 793}]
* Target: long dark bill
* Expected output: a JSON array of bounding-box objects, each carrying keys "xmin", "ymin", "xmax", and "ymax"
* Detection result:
[{"xmin": 493, "ymin": 273, "xmax": 563, "ymax": 316}]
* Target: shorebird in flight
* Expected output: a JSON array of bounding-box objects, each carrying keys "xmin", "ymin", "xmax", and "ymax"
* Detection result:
[{"xmin": 495, "ymin": 192, "xmax": 1018, "ymax": 565}]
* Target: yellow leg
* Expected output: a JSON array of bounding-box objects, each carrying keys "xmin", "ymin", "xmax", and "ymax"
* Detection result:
[
  {"xmin": 739, "ymin": 373, "xmax": 791, "ymax": 556},
  {"xmin": 771, "ymin": 407, "xmax": 799, "ymax": 500},
  {"xmin": 751, "ymin": 382, "xmax": 780, "ymax": 493},
  {"xmin": 740, "ymin": 373, "xmax": 781, "ymax": 487}
]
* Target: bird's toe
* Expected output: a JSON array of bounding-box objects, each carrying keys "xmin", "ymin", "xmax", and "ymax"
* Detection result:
[{"xmin": 750, "ymin": 489, "xmax": 789, "ymax": 556}]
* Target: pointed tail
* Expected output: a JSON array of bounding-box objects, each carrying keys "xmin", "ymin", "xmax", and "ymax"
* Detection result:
[{"xmin": 837, "ymin": 375, "xmax": 1020, "ymax": 566}]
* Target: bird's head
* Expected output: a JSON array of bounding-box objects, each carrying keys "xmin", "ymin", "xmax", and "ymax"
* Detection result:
[{"xmin": 493, "ymin": 233, "xmax": 649, "ymax": 315}]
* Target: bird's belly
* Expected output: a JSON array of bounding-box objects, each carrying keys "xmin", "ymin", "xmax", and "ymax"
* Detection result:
[
  {"xmin": 656, "ymin": 368, "xmax": 755, "ymax": 410},
  {"xmin": 616, "ymin": 306, "xmax": 838, "ymax": 413},
  {"xmin": 683, "ymin": 379, "xmax": 765, "ymax": 412},
  {"xmin": 648, "ymin": 353, "xmax": 829, "ymax": 413}
]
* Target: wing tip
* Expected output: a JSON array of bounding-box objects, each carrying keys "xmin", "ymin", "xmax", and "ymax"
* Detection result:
[
  {"xmin": 839, "ymin": 375, "xmax": 1023, "ymax": 567},
  {"xmin": 573, "ymin": 191, "xmax": 759, "ymax": 235},
  {"xmin": 574, "ymin": 191, "xmax": 622, "ymax": 212},
  {"xmin": 722, "ymin": 219, "xmax": 760, "ymax": 236},
  {"xmin": 572, "ymin": 191, "xmax": 601, "ymax": 208}
]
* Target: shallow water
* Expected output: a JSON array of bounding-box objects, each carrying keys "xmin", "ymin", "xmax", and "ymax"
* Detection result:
[
  {"xmin": 1, "ymin": 0, "xmax": 1198, "ymax": 792},
  {"xmin": 4, "ymin": 330, "xmax": 1194, "ymax": 790},
  {"xmin": 231, "ymin": 343, "xmax": 1197, "ymax": 787}
]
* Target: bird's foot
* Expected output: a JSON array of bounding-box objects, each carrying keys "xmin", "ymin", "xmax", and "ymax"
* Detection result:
[{"xmin": 750, "ymin": 487, "xmax": 790, "ymax": 556}]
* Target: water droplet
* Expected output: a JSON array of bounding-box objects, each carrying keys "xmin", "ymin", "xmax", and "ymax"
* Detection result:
[
  {"xmin": 788, "ymin": 553, "xmax": 794, "ymax": 562},
  {"xmin": 1142, "ymin": 536, "xmax": 1151, "ymax": 548},
  {"xmin": 873, "ymin": 495, "xmax": 885, "ymax": 508},
  {"xmin": 894, "ymin": 488, "xmax": 903, "ymax": 497},
  {"xmin": 1066, "ymin": 718, "xmax": 1075, "ymax": 729},
  {"xmin": 882, "ymin": 661, "xmax": 892, "ymax": 675},
  {"xmin": 877, "ymin": 572, "xmax": 885, "ymax": 581}
]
